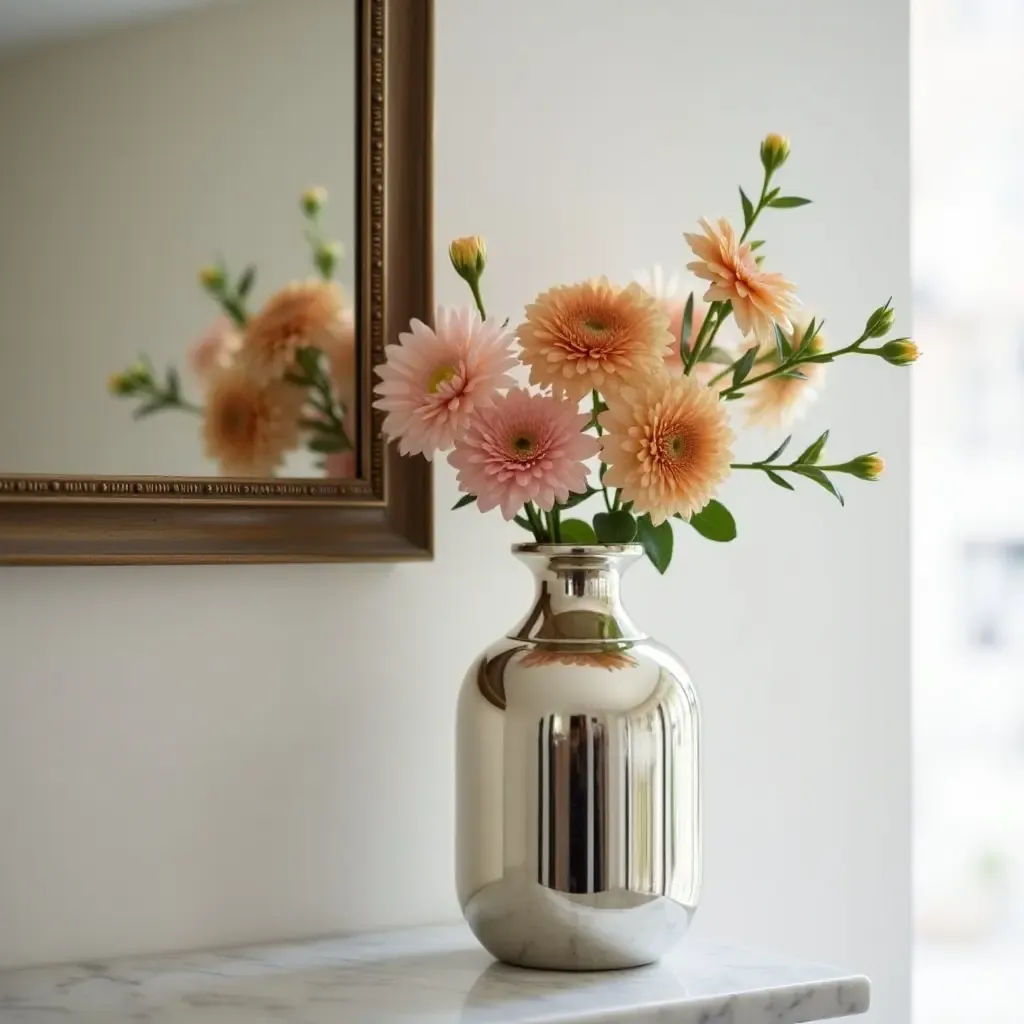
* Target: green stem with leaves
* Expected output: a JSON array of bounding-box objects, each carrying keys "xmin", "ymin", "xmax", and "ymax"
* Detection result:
[
  {"xmin": 717, "ymin": 335, "xmax": 889, "ymax": 400},
  {"xmin": 589, "ymin": 388, "xmax": 616, "ymax": 513},
  {"xmin": 524, "ymin": 501, "xmax": 547, "ymax": 541},
  {"xmin": 288, "ymin": 348, "xmax": 352, "ymax": 455}
]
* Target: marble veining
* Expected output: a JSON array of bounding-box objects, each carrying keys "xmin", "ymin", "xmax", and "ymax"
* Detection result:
[{"xmin": 0, "ymin": 923, "xmax": 870, "ymax": 1024}]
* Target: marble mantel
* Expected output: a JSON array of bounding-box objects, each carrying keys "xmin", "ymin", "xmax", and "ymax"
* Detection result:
[{"xmin": 0, "ymin": 923, "xmax": 869, "ymax": 1023}]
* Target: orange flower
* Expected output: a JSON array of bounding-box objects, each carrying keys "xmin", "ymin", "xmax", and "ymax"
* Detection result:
[
  {"xmin": 742, "ymin": 315, "xmax": 826, "ymax": 429},
  {"xmin": 202, "ymin": 366, "xmax": 304, "ymax": 476},
  {"xmin": 322, "ymin": 305, "xmax": 356, "ymax": 417},
  {"xmin": 599, "ymin": 374, "xmax": 734, "ymax": 525},
  {"xmin": 243, "ymin": 279, "xmax": 345, "ymax": 380},
  {"xmin": 684, "ymin": 218, "xmax": 797, "ymax": 342},
  {"xmin": 520, "ymin": 649, "xmax": 638, "ymax": 671},
  {"xmin": 517, "ymin": 278, "xmax": 673, "ymax": 401}
]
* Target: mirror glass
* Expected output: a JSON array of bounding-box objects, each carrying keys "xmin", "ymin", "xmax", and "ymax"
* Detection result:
[{"xmin": 0, "ymin": 0, "xmax": 359, "ymax": 480}]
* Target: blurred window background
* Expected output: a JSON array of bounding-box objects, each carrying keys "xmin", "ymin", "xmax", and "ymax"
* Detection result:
[{"xmin": 913, "ymin": 0, "xmax": 1024, "ymax": 1020}]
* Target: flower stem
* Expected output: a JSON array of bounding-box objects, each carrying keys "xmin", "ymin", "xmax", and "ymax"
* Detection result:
[
  {"xmin": 524, "ymin": 501, "xmax": 547, "ymax": 542},
  {"xmin": 718, "ymin": 336, "xmax": 879, "ymax": 400},
  {"xmin": 291, "ymin": 348, "xmax": 352, "ymax": 453},
  {"xmin": 468, "ymin": 279, "xmax": 487, "ymax": 321},
  {"xmin": 591, "ymin": 388, "xmax": 614, "ymax": 513},
  {"xmin": 733, "ymin": 460, "xmax": 861, "ymax": 473},
  {"xmin": 740, "ymin": 167, "xmax": 773, "ymax": 244}
]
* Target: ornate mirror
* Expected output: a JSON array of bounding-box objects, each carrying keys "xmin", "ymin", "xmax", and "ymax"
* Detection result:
[{"xmin": 0, "ymin": 0, "xmax": 432, "ymax": 563}]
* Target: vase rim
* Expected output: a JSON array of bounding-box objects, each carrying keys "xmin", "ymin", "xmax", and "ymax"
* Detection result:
[{"xmin": 512, "ymin": 543, "xmax": 644, "ymax": 556}]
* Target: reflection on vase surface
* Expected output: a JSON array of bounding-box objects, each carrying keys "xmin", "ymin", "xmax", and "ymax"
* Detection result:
[{"xmin": 456, "ymin": 544, "xmax": 701, "ymax": 970}]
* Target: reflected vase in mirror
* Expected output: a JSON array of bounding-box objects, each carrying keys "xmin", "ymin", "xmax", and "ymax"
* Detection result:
[{"xmin": 456, "ymin": 544, "xmax": 702, "ymax": 971}]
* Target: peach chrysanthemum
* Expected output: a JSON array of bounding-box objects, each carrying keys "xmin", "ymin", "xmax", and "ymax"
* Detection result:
[
  {"xmin": 520, "ymin": 649, "xmax": 639, "ymax": 671},
  {"xmin": 202, "ymin": 365, "xmax": 304, "ymax": 476},
  {"xmin": 374, "ymin": 307, "xmax": 517, "ymax": 459},
  {"xmin": 684, "ymin": 218, "xmax": 798, "ymax": 342},
  {"xmin": 188, "ymin": 317, "xmax": 242, "ymax": 383},
  {"xmin": 517, "ymin": 278, "xmax": 674, "ymax": 402},
  {"xmin": 323, "ymin": 305, "xmax": 356, "ymax": 417},
  {"xmin": 448, "ymin": 388, "xmax": 600, "ymax": 520},
  {"xmin": 599, "ymin": 374, "xmax": 734, "ymax": 525},
  {"xmin": 242, "ymin": 279, "xmax": 345, "ymax": 380},
  {"xmin": 634, "ymin": 265, "xmax": 712, "ymax": 378},
  {"xmin": 742, "ymin": 314, "xmax": 826, "ymax": 429}
]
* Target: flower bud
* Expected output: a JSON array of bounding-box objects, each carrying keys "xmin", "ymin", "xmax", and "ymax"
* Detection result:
[
  {"xmin": 315, "ymin": 241, "xmax": 342, "ymax": 279},
  {"xmin": 301, "ymin": 186, "xmax": 327, "ymax": 217},
  {"xmin": 880, "ymin": 339, "xmax": 919, "ymax": 366},
  {"xmin": 107, "ymin": 371, "xmax": 130, "ymax": 396},
  {"xmin": 845, "ymin": 454, "xmax": 885, "ymax": 481},
  {"xmin": 449, "ymin": 235, "xmax": 487, "ymax": 283},
  {"xmin": 760, "ymin": 133, "xmax": 791, "ymax": 173},
  {"xmin": 198, "ymin": 265, "xmax": 226, "ymax": 293},
  {"xmin": 864, "ymin": 303, "xmax": 895, "ymax": 339}
]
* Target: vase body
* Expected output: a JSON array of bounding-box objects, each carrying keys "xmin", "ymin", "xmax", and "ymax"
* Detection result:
[{"xmin": 456, "ymin": 544, "xmax": 702, "ymax": 970}]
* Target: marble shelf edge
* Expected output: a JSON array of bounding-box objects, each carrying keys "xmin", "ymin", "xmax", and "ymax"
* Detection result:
[{"xmin": 0, "ymin": 922, "xmax": 871, "ymax": 1024}]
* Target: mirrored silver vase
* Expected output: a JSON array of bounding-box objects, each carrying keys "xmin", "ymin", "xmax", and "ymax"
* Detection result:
[{"xmin": 456, "ymin": 543, "xmax": 702, "ymax": 970}]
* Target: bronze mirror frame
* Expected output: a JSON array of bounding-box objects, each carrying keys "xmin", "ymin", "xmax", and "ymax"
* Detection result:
[{"xmin": 0, "ymin": 0, "xmax": 433, "ymax": 565}]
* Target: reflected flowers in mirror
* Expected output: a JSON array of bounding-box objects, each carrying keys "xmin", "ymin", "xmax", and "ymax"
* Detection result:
[{"xmin": 105, "ymin": 187, "xmax": 357, "ymax": 478}]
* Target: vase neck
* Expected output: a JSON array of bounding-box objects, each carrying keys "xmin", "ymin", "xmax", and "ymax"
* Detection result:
[{"xmin": 510, "ymin": 544, "xmax": 647, "ymax": 644}]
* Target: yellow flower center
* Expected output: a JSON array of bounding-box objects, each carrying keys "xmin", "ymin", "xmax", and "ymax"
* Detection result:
[
  {"xmin": 584, "ymin": 317, "xmax": 609, "ymax": 334},
  {"xmin": 667, "ymin": 434, "xmax": 686, "ymax": 460},
  {"xmin": 427, "ymin": 364, "xmax": 458, "ymax": 393}
]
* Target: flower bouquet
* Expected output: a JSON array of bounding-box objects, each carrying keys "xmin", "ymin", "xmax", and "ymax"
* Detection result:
[
  {"xmin": 375, "ymin": 134, "xmax": 916, "ymax": 571},
  {"xmin": 106, "ymin": 188, "xmax": 357, "ymax": 478}
]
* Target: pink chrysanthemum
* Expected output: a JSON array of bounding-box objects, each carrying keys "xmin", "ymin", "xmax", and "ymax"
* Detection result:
[
  {"xmin": 448, "ymin": 388, "xmax": 600, "ymax": 520},
  {"xmin": 373, "ymin": 307, "xmax": 517, "ymax": 459}
]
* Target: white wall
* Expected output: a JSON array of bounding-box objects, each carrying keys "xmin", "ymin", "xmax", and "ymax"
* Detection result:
[
  {"xmin": 0, "ymin": 1, "xmax": 910, "ymax": 1021},
  {"xmin": 0, "ymin": 0, "xmax": 355, "ymax": 476}
]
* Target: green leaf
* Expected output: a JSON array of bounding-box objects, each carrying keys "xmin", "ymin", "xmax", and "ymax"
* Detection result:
[
  {"xmin": 513, "ymin": 514, "xmax": 534, "ymax": 533},
  {"xmin": 731, "ymin": 346, "xmax": 757, "ymax": 388},
  {"xmin": 559, "ymin": 486, "xmax": 599, "ymax": 510},
  {"xmin": 237, "ymin": 264, "xmax": 257, "ymax": 298},
  {"xmin": 560, "ymin": 518, "xmax": 599, "ymax": 544},
  {"xmin": 635, "ymin": 513, "xmax": 674, "ymax": 574},
  {"xmin": 774, "ymin": 322, "xmax": 791, "ymax": 362},
  {"xmin": 749, "ymin": 239, "xmax": 766, "ymax": 251},
  {"xmin": 679, "ymin": 292, "xmax": 694, "ymax": 359},
  {"xmin": 769, "ymin": 196, "xmax": 812, "ymax": 209},
  {"xmin": 765, "ymin": 186, "xmax": 781, "ymax": 203},
  {"xmin": 308, "ymin": 435, "xmax": 345, "ymax": 454},
  {"xmin": 295, "ymin": 347, "xmax": 321, "ymax": 377},
  {"xmin": 221, "ymin": 296, "xmax": 247, "ymax": 327},
  {"xmin": 795, "ymin": 429, "xmax": 829, "ymax": 465},
  {"xmin": 739, "ymin": 187, "xmax": 754, "ymax": 226},
  {"xmin": 765, "ymin": 469, "xmax": 795, "ymax": 491},
  {"xmin": 686, "ymin": 499, "xmax": 737, "ymax": 542},
  {"xmin": 165, "ymin": 366, "xmax": 181, "ymax": 399},
  {"xmin": 778, "ymin": 369, "xmax": 808, "ymax": 380},
  {"xmin": 284, "ymin": 372, "xmax": 310, "ymax": 387},
  {"xmin": 793, "ymin": 317, "xmax": 819, "ymax": 357},
  {"xmin": 593, "ymin": 510, "xmax": 637, "ymax": 543},
  {"xmin": 792, "ymin": 466, "xmax": 845, "ymax": 506},
  {"xmin": 132, "ymin": 399, "xmax": 165, "ymax": 420},
  {"xmin": 759, "ymin": 435, "xmax": 792, "ymax": 465},
  {"xmin": 452, "ymin": 493, "xmax": 477, "ymax": 510},
  {"xmin": 701, "ymin": 346, "xmax": 735, "ymax": 366}
]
